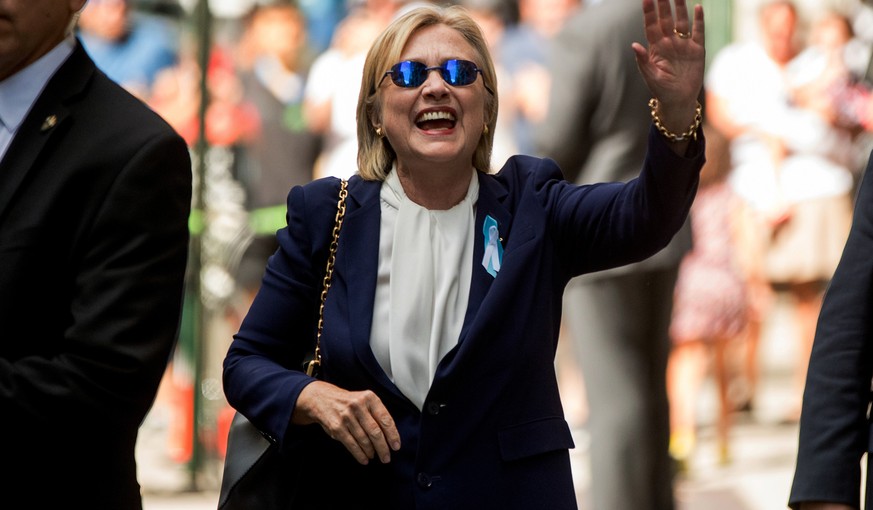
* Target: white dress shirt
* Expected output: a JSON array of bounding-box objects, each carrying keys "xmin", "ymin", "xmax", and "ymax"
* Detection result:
[{"xmin": 370, "ymin": 168, "xmax": 478, "ymax": 409}]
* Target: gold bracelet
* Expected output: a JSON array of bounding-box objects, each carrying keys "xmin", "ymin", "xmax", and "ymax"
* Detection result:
[{"xmin": 648, "ymin": 98, "xmax": 702, "ymax": 143}]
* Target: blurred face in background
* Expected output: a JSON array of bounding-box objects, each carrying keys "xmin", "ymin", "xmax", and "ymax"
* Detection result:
[
  {"xmin": 249, "ymin": 6, "xmax": 306, "ymax": 71},
  {"xmin": 811, "ymin": 12, "xmax": 852, "ymax": 51},
  {"xmin": 760, "ymin": 1, "xmax": 799, "ymax": 66},
  {"xmin": 0, "ymin": 0, "xmax": 86, "ymax": 81},
  {"xmin": 78, "ymin": 0, "xmax": 129, "ymax": 41}
]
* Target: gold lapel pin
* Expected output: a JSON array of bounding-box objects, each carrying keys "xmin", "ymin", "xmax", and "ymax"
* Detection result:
[{"xmin": 41, "ymin": 115, "xmax": 57, "ymax": 132}]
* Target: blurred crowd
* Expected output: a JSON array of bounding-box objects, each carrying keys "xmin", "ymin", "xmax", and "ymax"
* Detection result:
[{"xmin": 75, "ymin": 0, "xmax": 873, "ymax": 502}]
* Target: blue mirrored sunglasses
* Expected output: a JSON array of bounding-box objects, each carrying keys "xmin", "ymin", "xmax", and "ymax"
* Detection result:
[{"xmin": 380, "ymin": 59, "xmax": 493, "ymax": 94}]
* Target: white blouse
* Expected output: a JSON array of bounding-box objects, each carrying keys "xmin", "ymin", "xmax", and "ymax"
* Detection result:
[{"xmin": 369, "ymin": 168, "xmax": 479, "ymax": 409}]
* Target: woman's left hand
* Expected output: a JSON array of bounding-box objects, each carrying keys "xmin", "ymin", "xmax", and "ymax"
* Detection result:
[{"xmin": 632, "ymin": 0, "xmax": 705, "ymax": 133}]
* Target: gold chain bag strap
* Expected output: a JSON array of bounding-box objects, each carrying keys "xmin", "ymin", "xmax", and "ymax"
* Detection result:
[{"xmin": 304, "ymin": 178, "xmax": 348, "ymax": 378}]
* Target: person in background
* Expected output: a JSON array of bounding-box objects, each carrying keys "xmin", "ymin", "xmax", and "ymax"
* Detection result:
[
  {"xmin": 707, "ymin": 1, "xmax": 854, "ymax": 422},
  {"xmin": 666, "ymin": 125, "xmax": 761, "ymax": 472},
  {"xmin": 303, "ymin": 6, "xmax": 387, "ymax": 179},
  {"xmin": 499, "ymin": 0, "xmax": 579, "ymax": 156},
  {"xmin": 77, "ymin": 0, "xmax": 180, "ymax": 99},
  {"xmin": 223, "ymin": 1, "xmax": 705, "ymax": 507},
  {"xmin": 788, "ymin": 9, "xmax": 871, "ymax": 168},
  {"xmin": 535, "ymin": 0, "xmax": 694, "ymax": 507},
  {"xmin": 298, "ymin": 0, "xmax": 347, "ymax": 54},
  {"xmin": 228, "ymin": 1, "xmax": 323, "ymax": 347},
  {"xmin": 458, "ymin": 0, "xmax": 519, "ymax": 169},
  {"xmin": 147, "ymin": 39, "xmax": 202, "ymax": 146},
  {"xmin": 0, "ymin": 0, "xmax": 192, "ymax": 507},
  {"xmin": 705, "ymin": 1, "xmax": 800, "ymax": 418}
]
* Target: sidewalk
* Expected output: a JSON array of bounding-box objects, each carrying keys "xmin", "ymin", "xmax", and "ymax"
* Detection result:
[
  {"xmin": 678, "ymin": 290, "xmax": 803, "ymax": 510},
  {"xmin": 566, "ymin": 373, "xmax": 800, "ymax": 510},
  {"xmin": 674, "ymin": 418, "xmax": 799, "ymax": 510},
  {"xmin": 139, "ymin": 295, "xmax": 802, "ymax": 510},
  {"xmin": 139, "ymin": 426, "xmax": 799, "ymax": 510},
  {"xmin": 139, "ymin": 412, "xmax": 800, "ymax": 510}
]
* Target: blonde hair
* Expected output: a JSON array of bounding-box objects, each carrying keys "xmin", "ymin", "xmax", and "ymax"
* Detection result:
[{"xmin": 356, "ymin": 4, "xmax": 499, "ymax": 181}]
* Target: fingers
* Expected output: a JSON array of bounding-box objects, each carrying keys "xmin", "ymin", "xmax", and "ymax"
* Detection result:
[
  {"xmin": 642, "ymin": 0, "xmax": 703, "ymax": 41},
  {"xmin": 372, "ymin": 402, "xmax": 402, "ymax": 456},
  {"xmin": 344, "ymin": 397, "xmax": 398, "ymax": 464},
  {"xmin": 315, "ymin": 388, "xmax": 401, "ymax": 465},
  {"xmin": 692, "ymin": 4, "xmax": 705, "ymax": 44},
  {"xmin": 358, "ymin": 401, "xmax": 401, "ymax": 464},
  {"xmin": 673, "ymin": 0, "xmax": 691, "ymax": 35},
  {"xmin": 655, "ymin": 0, "xmax": 674, "ymax": 36},
  {"xmin": 641, "ymin": 0, "xmax": 660, "ymax": 44}
]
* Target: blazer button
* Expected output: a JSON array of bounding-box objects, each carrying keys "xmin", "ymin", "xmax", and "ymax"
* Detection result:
[
  {"xmin": 416, "ymin": 472, "xmax": 433, "ymax": 489},
  {"xmin": 426, "ymin": 401, "xmax": 442, "ymax": 415}
]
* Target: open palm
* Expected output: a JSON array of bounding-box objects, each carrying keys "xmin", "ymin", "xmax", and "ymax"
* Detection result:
[{"xmin": 632, "ymin": 0, "xmax": 705, "ymax": 110}]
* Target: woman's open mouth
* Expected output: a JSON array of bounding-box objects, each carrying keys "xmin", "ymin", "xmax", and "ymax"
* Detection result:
[{"xmin": 416, "ymin": 110, "xmax": 456, "ymax": 131}]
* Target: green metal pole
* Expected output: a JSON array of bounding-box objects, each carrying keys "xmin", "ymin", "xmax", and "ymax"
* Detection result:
[{"xmin": 188, "ymin": 0, "xmax": 211, "ymax": 490}]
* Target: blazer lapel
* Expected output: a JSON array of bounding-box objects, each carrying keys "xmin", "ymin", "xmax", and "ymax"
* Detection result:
[
  {"xmin": 460, "ymin": 171, "xmax": 512, "ymax": 338},
  {"xmin": 0, "ymin": 108, "xmax": 69, "ymax": 221},
  {"xmin": 0, "ymin": 43, "xmax": 92, "ymax": 222},
  {"xmin": 337, "ymin": 178, "xmax": 405, "ymax": 396}
]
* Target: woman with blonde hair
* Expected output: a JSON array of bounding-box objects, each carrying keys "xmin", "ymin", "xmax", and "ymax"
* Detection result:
[{"xmin": 224, "ymin": 1, "xmax": 706, "ymax": 507}]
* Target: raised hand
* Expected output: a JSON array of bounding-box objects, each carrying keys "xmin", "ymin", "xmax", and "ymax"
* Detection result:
[{"xmin": 632, "ymin": 0, "xmax": 705, "ymax": 140}]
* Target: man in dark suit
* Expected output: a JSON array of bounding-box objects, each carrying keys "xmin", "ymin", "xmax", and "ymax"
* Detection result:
[
  {"xmin": 0, "ymin": 1, "xmax": 192, "ymax": 507},
  {"xmin": 789, "ymin": 161, "xmax": 873, "ymax": 510},
  {"xmin": 536, "ymin": 0, "xmax": 692, "ymax": 508}
]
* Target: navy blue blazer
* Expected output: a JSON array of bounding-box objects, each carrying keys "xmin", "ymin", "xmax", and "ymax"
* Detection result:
[
  {"xmin": 223, "ymin": 127, "xmax": 703, "ymax": 509},
  {"xmin": 789, "ymin": 158, "xmax": 873, "ymax": 509}
]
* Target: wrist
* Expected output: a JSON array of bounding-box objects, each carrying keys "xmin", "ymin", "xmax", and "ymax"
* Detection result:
[{"xmin": 649, "ymin": 98, "xmax": 702, "ymax": 143}]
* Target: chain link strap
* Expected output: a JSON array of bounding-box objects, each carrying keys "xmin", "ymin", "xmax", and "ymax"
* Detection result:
[{"xmin": 305, "ymin": 179, "xmax": 348, "ymax": 377}]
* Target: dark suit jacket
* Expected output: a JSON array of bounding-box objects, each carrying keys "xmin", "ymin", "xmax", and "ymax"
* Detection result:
[
  {"xmin": 0, "ymin": 43, "xmax": 192, "ymax": 507},
  {"xmin": 224, "ymin": 127, "xmax": 702, "ymax": 509},
  {"xmin": 789, "ymin": 158, "xmax": 873, "ymax": 509}
]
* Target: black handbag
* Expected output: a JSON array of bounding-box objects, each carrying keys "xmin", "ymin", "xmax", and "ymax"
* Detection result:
[{"xmin": 218, "ymin": 179, "xmax": 348, "ymax": 510}]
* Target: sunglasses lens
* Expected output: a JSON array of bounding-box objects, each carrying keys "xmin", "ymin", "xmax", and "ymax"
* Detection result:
[
  {"xmin": 387, "ymin": 60, "xmax": 481, "ymax": 88},
  {"xmin": 390, "ymin": 61, "xmax": 427, "ymax": 87},
  {"xmin": 443, "ymin": 60, "xmax": 478, "ymax": 86}
]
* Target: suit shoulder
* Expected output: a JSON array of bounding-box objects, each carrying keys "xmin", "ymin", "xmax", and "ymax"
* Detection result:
[
  {"xmin": 289, "ymin": 175, "xmax": 361, "ymax": 218},
  {"xmin": 80, "ymin": 70, "xmax": 182, "ymax": 141},
  {"xmin": 494, "ymin": 155, "xmax": 564, "ymax": 188}
]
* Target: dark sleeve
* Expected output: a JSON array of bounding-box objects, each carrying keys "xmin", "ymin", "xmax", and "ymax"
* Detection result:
[
  {"xmin": 546, "ymin": 125, "xmax": 703, "ymax": 276},
  {"xmin": 789, "ymin": 161, "xmax": 873, "ymax": 509},
  {"xmin": 0, "ymin": 131, "xmax": 192, "ymax": 428},
  {"xmin": 223, "ymin": 177, "xmax": 340, "ymax": 449}
]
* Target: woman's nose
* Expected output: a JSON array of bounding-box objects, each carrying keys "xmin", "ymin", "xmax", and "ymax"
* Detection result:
[{"xmin": 421, "ymin": 69, "xmax": 449, "ymax": 98}]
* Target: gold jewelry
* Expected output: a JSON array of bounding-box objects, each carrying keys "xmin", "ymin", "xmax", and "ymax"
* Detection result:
[
  {"xmin": 648, "ymin": 98, "xmax": 702, "ymax": 143},
  {"xmin": 673, "ymin": 28, "xmax": 692, "ymax": 39},
  {"xmin": 375, "ymin": 126, "xmax": 384, "ymax": 138},
  {"xmin": 304, "ymin": 179, "xmax": 348, "ymax": 378},
  {"xmin": 483, "ymin": 124, "xmax": 489, "ymax": 135}
]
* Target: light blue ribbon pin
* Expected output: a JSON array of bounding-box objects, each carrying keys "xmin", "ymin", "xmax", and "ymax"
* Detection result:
[{"xmin": 481, "ymin": 215, "xmax": 503, "ymax": 278}]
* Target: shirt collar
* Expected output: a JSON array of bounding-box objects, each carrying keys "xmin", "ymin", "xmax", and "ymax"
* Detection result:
[{"xmin": 0, "ymin": 36, "xmax": 76, "ymax": 132}]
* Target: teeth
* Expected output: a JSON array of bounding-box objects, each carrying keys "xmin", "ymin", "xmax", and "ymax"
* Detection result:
[{"xmin": 417, "ymin": 111, "xmax": 455, "ymax": 122}]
